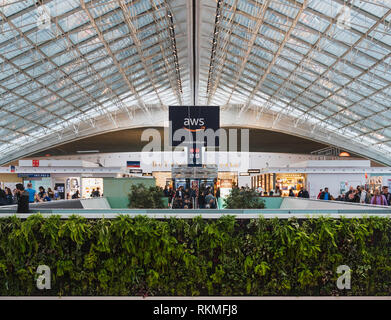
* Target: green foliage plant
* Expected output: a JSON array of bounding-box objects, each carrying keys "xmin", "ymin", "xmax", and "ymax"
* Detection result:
[
  {"xmin": 0, "ymin": 215, "xmax": 391, "ymax": 296},
  {"xmin": 223, "ymin": 188, "xmax": 265, "ymax": 209},
  {"xmin": 128, "ymin": 184, "xmax": 165, "ymax": 209}
]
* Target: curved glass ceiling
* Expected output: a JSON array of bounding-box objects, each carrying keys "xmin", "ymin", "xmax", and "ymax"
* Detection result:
[{"xmin": 1, "ymin": 0, "xmax": 391, "ymax": 164}]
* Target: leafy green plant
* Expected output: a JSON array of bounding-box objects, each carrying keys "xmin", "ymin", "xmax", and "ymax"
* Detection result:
[
  {"xmin": 128, "ymin": 184, "xmax": 165, "ymax": 208},
  {"xmin": 223, "ymin": 188, "xmax": 265, "ymax": 209}
]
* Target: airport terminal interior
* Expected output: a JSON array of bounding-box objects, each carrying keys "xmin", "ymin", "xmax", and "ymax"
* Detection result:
[
  {"xmin": 1, "ymin": 0, "xmax": 391, "ymax": 212},
  {"xmin": 1, "ymin": 0, "xmax": 391, "ymax": 298}
]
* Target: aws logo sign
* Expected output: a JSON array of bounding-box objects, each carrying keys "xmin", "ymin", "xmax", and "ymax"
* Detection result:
[
  {"xmin": 169, "ymin": 105, "xmax": 220, "ymax": 147},
  {"xmin": 183, "ymin": 117, "xmax": 205, "ymax": 132}
]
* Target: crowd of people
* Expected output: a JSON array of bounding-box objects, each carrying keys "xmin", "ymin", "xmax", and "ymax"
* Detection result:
[
  {"xmin": 0, "ymin": 183, "xmax": 102, "ymax": 206},
  {"xmin": 163, "ymin": 185, "xmax": 219, "ymax": 209},
  {"xmin": 0, "ymin": 183, "xmax": 61, "ymax": 206},
  {"xmin": 317, "ymin": 185, "xmax": 391, "ymax": 206},
  {"xmin": 3, "ymin": 181, "xmax": 391, "ymax": 212},
  {"xmin": 256, "ymin": 185, "xmax": 310, "ymax": 198}
]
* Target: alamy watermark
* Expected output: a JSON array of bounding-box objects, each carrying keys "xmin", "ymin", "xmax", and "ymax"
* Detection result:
[
  {"xmin": 36, "ymin": 265, "xmax": 51, "ymax": 290},
  {"xmin": 336, "ymin": 265, "xmax": 351, "ymax": 290},
  {"xmin": 140, "ymin": 125, "xmax": 250, "ymax": 167}
]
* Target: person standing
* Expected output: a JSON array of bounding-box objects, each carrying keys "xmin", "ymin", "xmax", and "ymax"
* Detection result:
[
  {"xmin": 175, "ymin": 186, "xmax": 184, "ymax": 200},
  {"xmin": 381, "ymin": 186, "xmax": 391, "ymax": 205},
  {"xmin": 215, "ymin": 187, "xmax": 220, "ymax": 206},
  {"xmin": 257, "ymin": 185, "xmax": 264, "ymax": 196},
  {"xmin": 298, "ymin": 187, "xmax": 309, "ymax": 198},
  {"xmin": 47, "ymin": 187, "xmax": 55, "ymax": 200},
  {"xmin": 15, "ymin": 183, "xmax": 29, "ymax": 213},
  {"xmin": 0, "ymin": 188, "xmax": 6, "ymax": 206},
  {"xmin": 359, "ymin": 186, "xmax": 366, "ymax": 204},
  {"xmin": 53, "ymin": 186, "xmax": 60, "ymax": 200},
  {"xmin": 205, "ymin": 191, "xmax": 216, "ymax": 209},
  {"xmin": 198, "ymin": 190, "xmax": 206, "ymax": 209},
  {"xmin": 289, "ymin": 188, "xmax": 295, "ymax": 197},
  {"xmin": 25, "ymin": 183, "xmax": 37, "ymax": 203},
  {"xmin": 4, "ymin": 187, "xmax": 14, "ymax": 205},
  {"xmin": 320, "ymin": 187, "xmax": 331, "ymax": 200},
  {"xmin": 371, "ymin": 189, "xmax": 387, "ymax": 206},
  {"xmin": 163, "ymin": 186, "xmax": 170, "ymax": 198},
  {"xmin": 190, "ymin": 186, "xmax": 198, "ymax": 209},
  {"xmin": 317, "ymin": 189, "xmax": 323, "ymax": 199},
  {"xmin": 345, "ymin": 186, "xmax": 354, "ymax": 200},
  {"xmin": 72, "ymin": 190, "xmax": 80, "ymax": 199},
  {"xmin": 168, "ymin": 187, "xmax": 175, "ymax": 207}
]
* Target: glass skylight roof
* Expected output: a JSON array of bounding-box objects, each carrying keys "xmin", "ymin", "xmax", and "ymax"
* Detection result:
[
  {"xmin": 0, "ymin": 0, "xmax": 189, "ymax": 160},
  {"xmin": 1, "ymin": 0, "xmax": 391, "ymax": 164},
  {"xmin": 200, "ymin": 0, "xmax": 391, "ymax": 163}
]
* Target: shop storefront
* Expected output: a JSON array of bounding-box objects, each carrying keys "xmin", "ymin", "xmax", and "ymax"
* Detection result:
[
  {"xmin": 217, "ymin": 171, "xmax": 237, "ymax": 198},
  {"xmin": 256, "ymin": 173, "xmax": 275, "ymax": 194},
  {"xmin": 275, "ymin": 173, "xmax": 306, "ymax": 197},
  {"xmin": 152, "ymin": 171, "xmax": 172, "ymax": 188},
  {"xmin": 81, "ymin": 177, "xmax": 104, "ymax": 198},
  {"xmin": 253, "ymin": 173, "xmax": 306, "ymax": 196}
]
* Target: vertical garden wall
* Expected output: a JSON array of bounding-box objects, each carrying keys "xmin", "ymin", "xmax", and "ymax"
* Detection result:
[{"xmin": 0, "ymin": 214, "xmax": 390, "ymax": 296}]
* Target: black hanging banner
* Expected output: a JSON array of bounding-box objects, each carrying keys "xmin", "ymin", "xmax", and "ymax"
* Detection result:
[{"xmin": 169, "ymin": 106, "xmax": 220, "ymax": 167}]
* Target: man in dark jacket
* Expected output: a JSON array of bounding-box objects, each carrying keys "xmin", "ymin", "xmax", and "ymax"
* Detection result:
[
  {"xmin": 345, "ymin": 186, "xmax": 354, "ymax": 201},
  {"xmin": 175, "ymin": 186, "xmax": 184, "ymax": 200},
  {"xmin": 298, "ymin": 187, "xmax": 309, "ymax": 198},
  {"xmin": 15, "ymin": 183, "xmax": 29, "ymax": 213},
  {"xmin": 0, "ymin": 188, "xmax": 6, "ymax": 206},
  {"xmin": 381, "ymin": 186, "xmax": 391, "ymax": 205}
]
